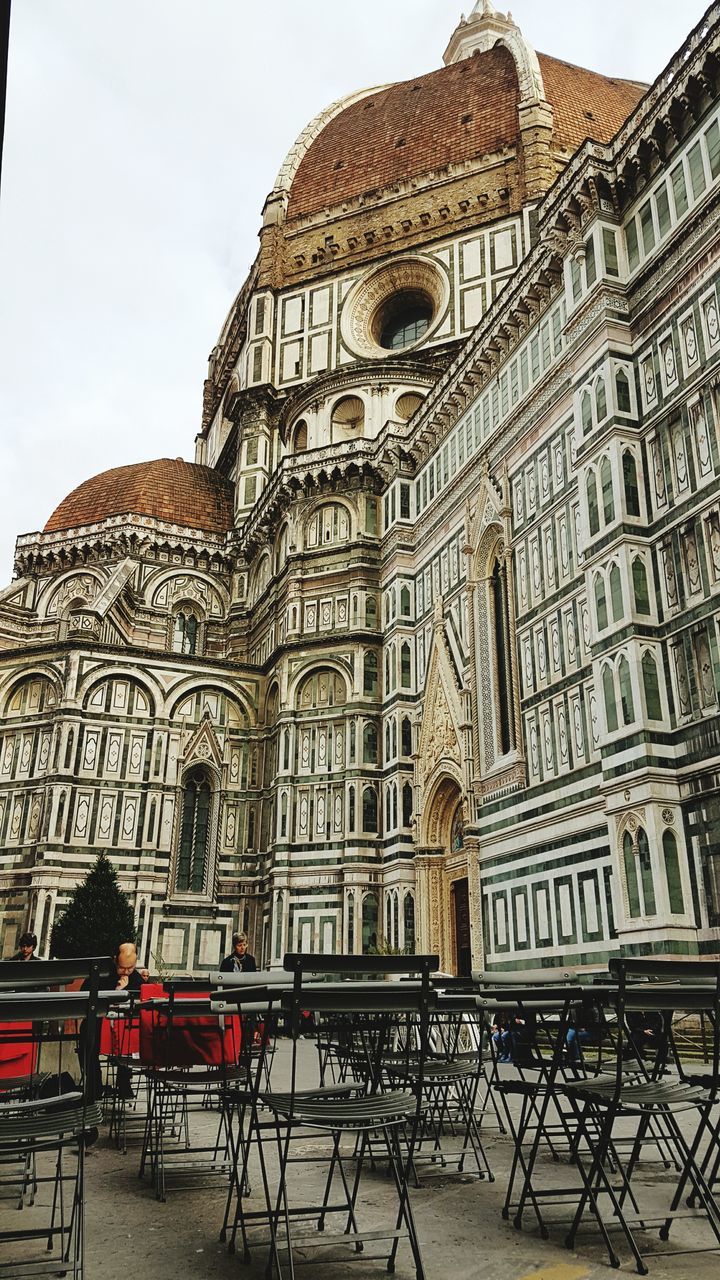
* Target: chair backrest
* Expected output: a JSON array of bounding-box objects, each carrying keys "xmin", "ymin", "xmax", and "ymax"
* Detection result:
[
  {"xmin": 474, "ymin": 967, "xmax": 580, "ymax": 987},
  {"xmin": 609, "ymin": 957, "xmax": 720, "ymax": 1090},
  {"xmin": 283, "ymin": 953, "xmax": 439, "ymax": 977},
  {"xmin": 280, "ymin": 955, "xmax": 438, "ymax": 1106},
  {"xmin": 0, "ymin": 956, "xmax": 111, "ymax": 990}
]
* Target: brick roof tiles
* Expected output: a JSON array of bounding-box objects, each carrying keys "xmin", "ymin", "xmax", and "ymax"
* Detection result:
[
  {"xmin": 538, "ymin": 52, "xmax": 646, "ymax": 152},
  {"xmin": 287, "ymin": 45, "xmax": 646, "ymax": 219},
  {"xmin": 44, "ymin": 459, "xmax": 234, "ymax": 535}
]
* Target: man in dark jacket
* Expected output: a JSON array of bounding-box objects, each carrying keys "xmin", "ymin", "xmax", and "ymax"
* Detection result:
[
  {"xmin": 10, "ymin": 931, "xmax": 39, "ymax": 961},
  {"xmin": 219, "ymin": 932, "xmax": 257, "ymax": 974},
  {"xmin": 82, "ymin": 942, "xmax": 148, "ymax": 1103}
]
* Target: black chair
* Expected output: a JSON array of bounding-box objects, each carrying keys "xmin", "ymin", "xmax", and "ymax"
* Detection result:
[
  {"xmin": 561, "ymin": 959, "xmax": 720, "ymax": 1274},
  {"xmin": 0, "ymin": 957, "xmax": 122, "ymax": 1280},
  {"xmin": 259, "ymin": 953, "xmax": 438, "ymax": 1279}
]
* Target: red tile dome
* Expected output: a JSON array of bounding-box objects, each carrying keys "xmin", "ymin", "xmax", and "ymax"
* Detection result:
[
  {"xmin": 44, "ymin": 459, "xmax": 234, "ymax": 535},
  {"xmin": 286, "ymin": 46, "xmax": 646, "ymax": 219}
]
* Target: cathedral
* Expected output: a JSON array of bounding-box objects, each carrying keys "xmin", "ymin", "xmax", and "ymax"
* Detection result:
[{"xmin": 2, "ymin": 1, "xmax": 720, "ymax": 973}]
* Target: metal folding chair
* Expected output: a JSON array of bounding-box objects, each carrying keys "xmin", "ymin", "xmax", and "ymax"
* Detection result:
[
  {"xmin": 0, "ymin": 957, "xmax": 122, "ymax": 1280},
  {"xmin": 256, "ymin": 953, "xmax": 438, "ymax": 1279}
]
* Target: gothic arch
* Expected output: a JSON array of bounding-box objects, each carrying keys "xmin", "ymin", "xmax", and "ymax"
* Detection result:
[
  {"xmin": 77, "ymin": 666, "xmax": 162, "ymax": 718},
  {"xmin": 416, "ymin": 622, "xmax": 467, "ymax": 845},
  {"xmin": 249, "ymin": 550, "xmax": 273, "ymax": 606},
  {"xmin": 301, "ymin": 496, "xmax": 355, "ymax": 549},
  {"xmin": 37, "ymin": 568, "xmax": 106, "ymax": 619},
  {"xmin": 167, "ymin": 679, "xmax": 254, "ymax": 727},
  {"xmin": 0, "ymin": 666, "xmax": 63, "ymax": 712},
  {"xmin": 286, "ymin": 658, "xmax": 353, "ymax": 708},
  {"xmin": 420, "ymin": 770, "xmax": 464, "ymax": 847},
  {"xmin": 264, "ymin": 681, "xmax": 281, "ymax": 725},
  {"xmin": 145, "ymin": 568, "xmax": 229, "ymax": 619}
]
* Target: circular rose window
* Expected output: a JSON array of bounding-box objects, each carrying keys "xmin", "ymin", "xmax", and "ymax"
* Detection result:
[{"xmin": 341, "ymin": 257, "xmax": 449, "ymax": 360}]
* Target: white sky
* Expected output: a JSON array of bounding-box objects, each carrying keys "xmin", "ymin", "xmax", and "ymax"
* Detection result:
[{"xmin": 0, "ymin": 0, "xmax": 711, "ymax": 577}]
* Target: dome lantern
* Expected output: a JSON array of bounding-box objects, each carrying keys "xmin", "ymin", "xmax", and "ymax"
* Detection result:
[{"xmin": 444, "ymin": 1, "xmax": 547, "ymax": 110}]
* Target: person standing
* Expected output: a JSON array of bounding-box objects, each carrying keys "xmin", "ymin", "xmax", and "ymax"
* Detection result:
[{"xmin": 219, "ymin": 932, "xmax": 257, "ymax": 973}]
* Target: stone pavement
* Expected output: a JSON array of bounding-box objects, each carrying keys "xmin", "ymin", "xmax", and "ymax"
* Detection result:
[{"xmin": 4, "ymin": 1040, "xmax": 720, "ymax": 1280}]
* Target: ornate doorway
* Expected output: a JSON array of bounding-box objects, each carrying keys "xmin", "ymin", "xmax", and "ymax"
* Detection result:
[
  {"xmin": 452, "ymin": 878, "xmax": 472, "ymax": 977},
  {"xmin": 415, "ymin": 777, "xmax": 472, "ymax": 974}
]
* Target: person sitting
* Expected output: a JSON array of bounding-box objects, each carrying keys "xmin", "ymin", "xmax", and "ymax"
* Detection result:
[
  {"xmin": 82, "ymin": 942, "xmax": 149, "ymax": 1102},
  {"xmin": 628, "ymin": 1010, "xmax": 666, "ymax": 1062},
  {"xmin": 109, "ymin": 942, "xmax": 148, "ymax": 992},
  {"xmin": 10, "ymin": 931, "xmax": 39, "ymax": 961},
  {"xmin": 491, "ymin": 1014, "xmax": 513, "ymax": 1063},
  {"xmin": 508, "ymin": 1010, "xmax": 537, "ymax": 1065},
  {"xmin": 220, "ymin": 932, "xmax": 257, "ymax": 974}
]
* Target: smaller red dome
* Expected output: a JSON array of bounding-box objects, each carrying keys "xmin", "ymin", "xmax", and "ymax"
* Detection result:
[{"xmin": 44, "ymin": 459, "xmax": 234, "ymax": 535}]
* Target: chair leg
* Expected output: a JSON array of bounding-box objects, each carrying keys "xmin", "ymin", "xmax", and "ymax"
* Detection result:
[{"xmin": 386, "ymin": 1124, "xmax": 425, "ymax": 1280}]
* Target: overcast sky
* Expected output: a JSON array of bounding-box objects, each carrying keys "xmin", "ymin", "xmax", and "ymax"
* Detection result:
[{"xmin": 0, "ymin": 0, "xmax": 711, "ymax": 577}]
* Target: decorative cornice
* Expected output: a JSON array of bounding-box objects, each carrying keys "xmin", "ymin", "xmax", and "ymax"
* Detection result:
[{"xmin": 14, "ymin": 514, "xmax": 234, "ymax": 578}]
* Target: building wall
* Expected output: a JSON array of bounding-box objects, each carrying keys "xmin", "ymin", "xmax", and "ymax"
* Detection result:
[{"xmin": 2, "ymin": 11, "xmax": 720, "ymax": 971}]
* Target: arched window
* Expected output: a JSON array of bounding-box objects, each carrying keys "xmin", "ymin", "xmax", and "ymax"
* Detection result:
[
  {"xmin": 392, "ymin": 719, "xmax": 397, "ymax": 758},
  {"xmin": 404, "ymin": 893, "xmax": 416, "ymax": 953},
  {"xmin": 663, "ymin": 830, "xmax": 685, "ymax": 914},
  {"xmin": 633, "ymin": 558, "xmax": 651, "ymax": 615},
  {"xmin": 400, "ymin": 643, "xmax": 412, "ymax": 689},
  {"xmin": 346, "ymin": 891, "xmax": 355, "ymax": 953},
  {"xmin": 642, "ymin": 651, "xmax": 663, "ymax": 721},
  {"xmin": 400, "ymin": 586, "xmax": 411, "ymax": 617},
  {"xmin": 362, "ymin": 786, "xmax": 378, "ymax": 832},
  {"xmin": 177, "ymin": 766, "xmax": 213, "ymax": 893},
  {"xmin": 595, "ymin": 378, "xmax": 608, "ymax": 422},
  {"xmin": 272, "ymin": 892, "xmax": 283, "ymax": 959},
  {"xmin": 603, "ymin": 664, "xmax": 618, "ymax": 732},
  {"xmin": 348, "ymin": 785, "xmax": 355, "ymax": 831},
  {"xmin": 362, "ymin": 892, "xmax": 379, "ymax": 952},
  {"xmin": 283, "ymin": 729, "xmax": 290, "ymax": 771},
  {"xmin": 609, "ymin": 563, "xmax": 623, "ymax": 623},
  {"xmin": 392, "ymin": 784, "xmax": 398, "ymax": 829},
  {"xmin": 618, "ymin": 655, "xmax": 635, "ymax": 726},
  {"xmin": 623, "ymin": 450, "xmax": 641, "ymax": 517},
  {"xmin": 616, "ymin": 369, "xmax": 632, "ymax": 414},
  {"xmin": 492, "ymin": 557, "xmax": 515, "ymax": 755},
  {"xmin": 363, "ymin": 722, "xmax": 378, "ymax": 764},
  {"xmin": 587, "ymin": 471, "xmax": 600, "ymax": 537},
  {"xmin": 293, "ymin": 420, "xmax": 308, "ymax": 453},
  {"xmin": 600, "ymin": 457, "xmax": 615, "ymax": 524},
  {"xmin": 276, "ymin": 524, "xmax": 289, "ymax": 571},
  {"xmin": 385, "ymin": 787, "xmax": 391, "ymax": 829},
  {"xmin": 402, "ymin": 782, "xmax": 413, "ymax": 827},
  {"xmin": 401, "ymin": 717, "xmax": 412, "ymax": 757},
  {"xmin": 581, "ymin": 390, "xmax": 593, "ymax": 434},
  {"xmin": 279, "ymin": 791, "xmax": 288, "ymax": 839},
  {"xmin": 638, "ymin": 827, "xmax": 656, "ymax": 916},
  {"xmin": 451, "ymin": 806, "xmax": 464, "ymax": 852},
  {"xmin": 365, "ymin": 596, "xmax": 377, "ymax": 629},
  {"xmin": 594, "ymin": 573, "xmax": 608, "ymax": 631},
  {"xmin": 385, "ymin": 723, "xmax": 391, "ymax": 761},
  {"xmin": 173, "ymin": 612, "xmax": 198, "ymax": 655},
  {"xmin": 623, "ymin": 832, "xmax": 641, "ymax": 918},
  {"xmin": 349, "ymin": 721, "xmax": 356, "ymax": 761},
  {"xmin": 363, "ymin": 652, "xmax": 378, "ymax": 697}
]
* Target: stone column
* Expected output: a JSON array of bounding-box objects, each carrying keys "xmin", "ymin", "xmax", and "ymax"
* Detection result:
[
  {"xmin": 464, "ymin": 836, "xmax": 485, "ymax": 972},
  {"xmin": 415, "ymin": 849, "xmax": 451, "ymax": 971}
]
